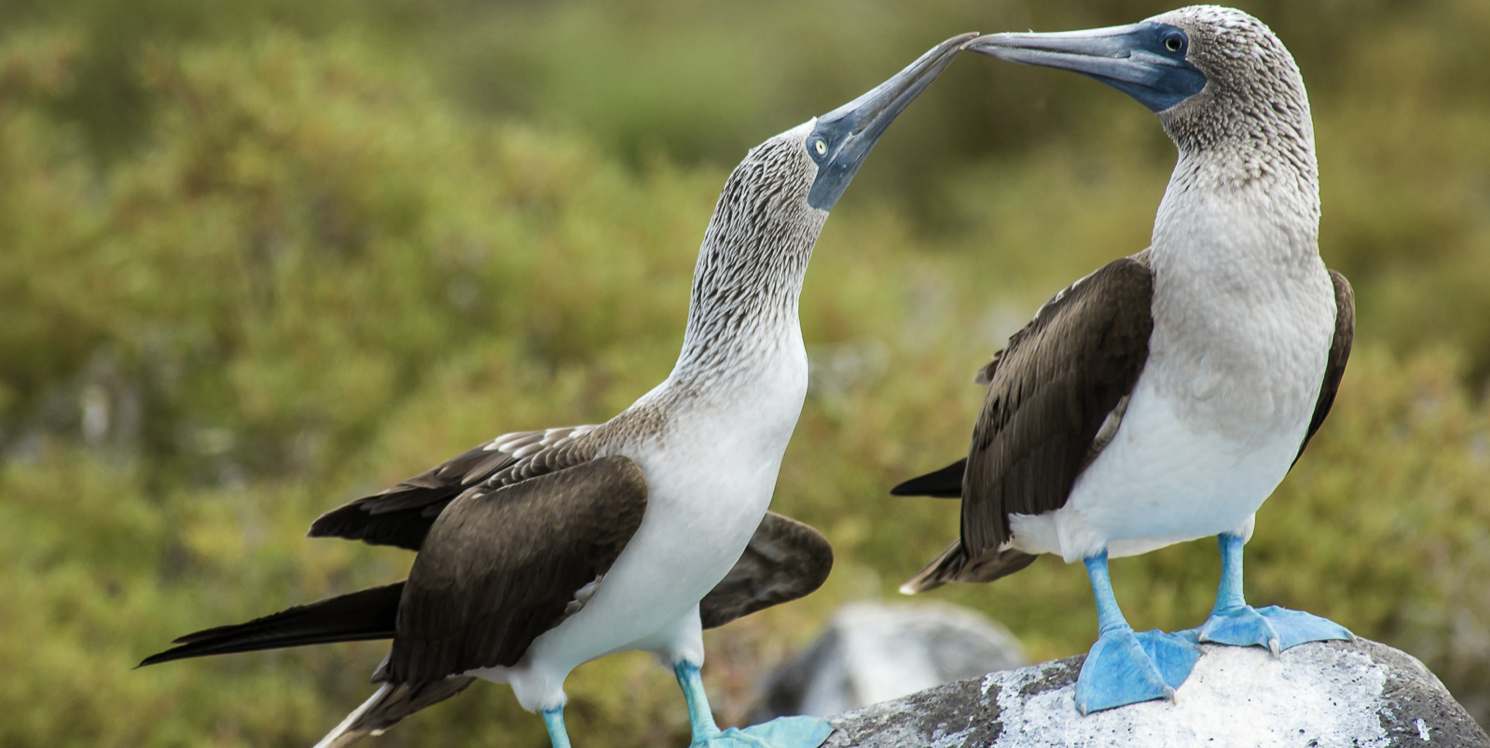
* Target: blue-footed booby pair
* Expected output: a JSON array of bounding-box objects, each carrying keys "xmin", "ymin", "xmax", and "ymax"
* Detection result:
[
  {"xmin": 140, "ymin": 34, "xmax": 975, "ymax": 747},
  {"xmin": 894, "ymin": 7, "xmax": 1353, "ymax": 714}
]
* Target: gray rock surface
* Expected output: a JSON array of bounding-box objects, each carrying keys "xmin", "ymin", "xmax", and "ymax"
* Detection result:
[
  {"xmin": 823, "ymin": 639, "xmax": 1489, "ymax": 748},
  {"xmin": 752, "ymin": 602, "xmax": 1025, "ymax": 722}
]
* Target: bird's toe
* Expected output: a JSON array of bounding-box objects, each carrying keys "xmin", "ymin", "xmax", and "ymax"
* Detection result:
[
  {"xmin": 698, "ymin": 716, "xmax": 833, "ymax": 748},
  {"xmin": 1075, "ymin": 628, "xmax": 1200, "ymax": 714},
  {"xmin": 1253, "ymin": 605, "xmax": 1352, "ymax": 652},
  {"xmin": 1188, "ymin": 604, "xmax": 1349, "ymax": 654}
]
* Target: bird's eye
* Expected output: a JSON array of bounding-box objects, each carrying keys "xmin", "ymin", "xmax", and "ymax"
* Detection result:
[
  {"xmin": 812, "ymin": 138, "xmax": 828, "ymax": 156},
  {"xmin": 1164, "ymin": 35, "xmax": 1183, "ymax": 53}
]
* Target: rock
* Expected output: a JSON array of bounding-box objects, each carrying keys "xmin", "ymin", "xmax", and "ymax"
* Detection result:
[
  {"xmin": 752, "ymin": 602, "xmax": 1026, "ymax": 722},
  {"xmin": 823, "ymin": 639, "xmax": 1489, "ymax": 747}
]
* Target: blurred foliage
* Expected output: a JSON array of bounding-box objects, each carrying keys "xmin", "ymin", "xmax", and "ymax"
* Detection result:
[{"xmin": 2, "ymin": 0, "xmax": 1489, "ymax": 746}]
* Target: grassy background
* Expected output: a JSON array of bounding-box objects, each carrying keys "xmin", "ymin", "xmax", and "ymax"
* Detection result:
[{"xmin": 2, "ymin": 1, "xmax": 1489, "ymax": 745}]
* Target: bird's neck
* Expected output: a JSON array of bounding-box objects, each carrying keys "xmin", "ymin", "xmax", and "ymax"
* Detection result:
[
  {"xmin": 1156, "ymin": 74, "xmax": 1320, "ymax": 259},
  {"xmin": 1152, "ymin": 134, "xmax": 1321, "ymax": 273},
  {"xmin": 1143, "ymin": 134, "xmax": 1336, "ymax": 444},
  {"xmin": 664, "ymin": 210, "xmax": 823, "ymax": 399}
]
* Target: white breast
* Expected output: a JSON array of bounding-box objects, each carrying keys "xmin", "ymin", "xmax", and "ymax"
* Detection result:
[{"xmin": 1011, "ymin": 182, "xmax": 1337, "ymax": 563}]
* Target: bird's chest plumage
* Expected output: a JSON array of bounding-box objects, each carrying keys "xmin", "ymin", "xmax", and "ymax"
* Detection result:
[
  {"xmin": 639, "ymin": 381, "xmax": 806, "ymax": 575},
  {"xmin": 1014, "ymin": 222, "xmax": 1337, "ymax": 562},
  {"xmin": 525, "ymin": 344, "xmax": 809, "ymax": 667},
  {"xmin": 1145, "ymin": 250, "xmax": 1335, "ymax": 446}
]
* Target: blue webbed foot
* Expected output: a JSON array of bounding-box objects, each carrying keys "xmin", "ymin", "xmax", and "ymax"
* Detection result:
[
  {"xmin": 675, "ymin": 661, "xmax": 832, "ymax": 748},
  {"xmin": 693, "ymin": 717, "xmax": 834, "ymax": 748},
  {"xmin": 1185, "ymin": 533, "xmax": 1352, "ymax": 656},
  {"xmin": 1183, "ymin": 604, "xmax": 1352, "ymax": 655},
  {"xmin": 1075, "ymin": 627, "xmax": 1201, "ymax": 715}
]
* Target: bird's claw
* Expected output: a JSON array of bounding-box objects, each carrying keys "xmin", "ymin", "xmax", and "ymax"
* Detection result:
[{"xmin": 1184, "ymin": 604, "xmax": 1350, "ymax": 654}]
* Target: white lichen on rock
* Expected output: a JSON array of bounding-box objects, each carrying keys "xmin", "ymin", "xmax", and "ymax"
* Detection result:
[
  {"xmin": 992, "ymin": 643, "xmax": 1389, "ymax": 747},
  {"xmin": 821, "ymin": 640, "xmax": 1488, "ymax": 748}
]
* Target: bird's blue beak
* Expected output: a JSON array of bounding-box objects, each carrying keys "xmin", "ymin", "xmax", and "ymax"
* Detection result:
[
  {"xmin": 806, "ymin": 32, "xmax": 976, "ymax": 211},
  {"xmin": 966, "ymin": 22, "xmax": 1207, "ymax": 114}
]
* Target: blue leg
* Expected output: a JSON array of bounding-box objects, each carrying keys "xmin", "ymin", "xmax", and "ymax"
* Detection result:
[
  {"xmin": 1182, "ymin": 533, "xmax": 1351, "ymax": 654},
  {"xmin": 542, "ymin": 707, "xmax": 572, "ymax": 748},
  {"xmin": 675, "ymin": 662, "xmax": 722, "ymax": 744},
  {"xmin": 1075, "ymin": 551, "xmax": 1201, "ymax": 715},
  {"xmin": 673, "ymin": 662, "xmax": 833, "ymax": 748}
]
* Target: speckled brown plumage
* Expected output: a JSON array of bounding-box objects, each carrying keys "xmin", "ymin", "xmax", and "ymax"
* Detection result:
[{"xmin": 307, "ymin": 424, "xmax": 608, "ymax": 550}]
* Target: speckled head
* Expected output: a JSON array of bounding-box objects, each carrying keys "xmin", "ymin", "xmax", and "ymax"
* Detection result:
[
  {"xmin": 674, "ymin": 33, "xmax": 973, "ymax": 378},
  {"xmin": 691, "ymin": 32, "xmax": 973, "ymax": 291},
  {"xmin": 966, "ymin": 6, "xmax": 1310, "ymax": 156}
]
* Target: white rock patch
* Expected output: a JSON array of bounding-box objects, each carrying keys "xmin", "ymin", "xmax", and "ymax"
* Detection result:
[{"xmin": 990, "ymin": 644, "xmax": 1391, "ymax": 748}]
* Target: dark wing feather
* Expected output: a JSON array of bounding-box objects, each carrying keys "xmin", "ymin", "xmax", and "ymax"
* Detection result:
[
  {"xmin": 903, "ymin": 256, "xmax": 1152, "ymax": 590},
  {"xmin": 960, "ymin": 254, "xmax": 1154, "ymax": 555},
  {"xmin": 1294, "ymin": 270, "xmax": 1354, "ymax": 465},
  {"xmin": 138, "ymin": 583, "xmax": 403, "ymax": 667},
  {"xmin": 309, "ymin": 425, "xmax": 600, "ymax": 550},
  {"xmin": 699, "ymin": 511, "xmax": 833, "ymax": 629},
  {"xmin": 387, "ymin": 455, "xmax": 648, "ymax": 684}
]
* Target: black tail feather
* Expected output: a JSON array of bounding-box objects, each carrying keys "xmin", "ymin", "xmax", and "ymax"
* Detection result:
[
  {"xmin": 139, "ymin": 582, "xmax": 404, "ymax": 667},
  {"xmin": 890, "ymin": 458, "xmax": 967, "ymax": 498}
]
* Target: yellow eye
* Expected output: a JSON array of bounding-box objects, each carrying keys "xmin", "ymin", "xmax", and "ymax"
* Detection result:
[{"xmin": 814, "ymin": 139, "xmax": 827, "ymax": 155}]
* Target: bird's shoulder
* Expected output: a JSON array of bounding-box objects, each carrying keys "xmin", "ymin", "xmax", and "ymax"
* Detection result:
[
  {"xmin": 975, "ymin": 249, "xmax": 1153, "ymax": 396},
  {"xmin": 307, "ymin": 423, "xmax": 606, "ymax": 550}
]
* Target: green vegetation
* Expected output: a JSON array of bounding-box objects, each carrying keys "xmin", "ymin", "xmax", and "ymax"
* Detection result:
[{"xmin": 2, "ymin": 1, "xmax": 1489, "ymax": 745}]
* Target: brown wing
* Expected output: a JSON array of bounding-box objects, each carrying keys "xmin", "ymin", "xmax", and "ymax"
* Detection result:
[
  {"xmin": 901, "ymin": 256, "xmax": 1152, "ymax": 593},
  {"xmin": 960, "ymin": 254, "xmax": 1154, "ymax": 556},
  {"xmin": 308, "ymin": 425, "xmax": 600, "ymax": 550},
  {"xmin": 698, "ymin": 512, "xmax": 833, "ymax": 630},
  {"xmin": 1293, "ymin": 270, "xmax": 1354, "ymax": 465},
  {"xmin": 386, "ymin": 455, "xmax": 647, "ymax": 684}
]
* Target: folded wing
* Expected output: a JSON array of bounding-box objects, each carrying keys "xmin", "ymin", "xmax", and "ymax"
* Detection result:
[
  {"xmin": 901, "ymin": 252, "xmax": 1155, "ymax": 591},
  {"xmin": 388, "ymin": 455, "xmax": 648, "ymax": 683},
  {"xmin": 699, "ymin": 511, "xmax": 833, "ymax": 629}
]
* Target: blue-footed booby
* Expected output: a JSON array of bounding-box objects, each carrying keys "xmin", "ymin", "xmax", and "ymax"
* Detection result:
[
  {"xmin": 893, "ymin": 7, "xmax": 1353, "ymax": 714},
  {"xmin": 140, "ymin": 34, "xmax": 974, "ymax": 748}
]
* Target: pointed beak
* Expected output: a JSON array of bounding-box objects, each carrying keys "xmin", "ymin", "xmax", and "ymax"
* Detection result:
[
  {"xmin": 806, "ymin": 32, "xmax": 976, "ymax": 211},
  {"xmin": 966, "ymin": 23, "xmax": 1206, "ymax": 113}
]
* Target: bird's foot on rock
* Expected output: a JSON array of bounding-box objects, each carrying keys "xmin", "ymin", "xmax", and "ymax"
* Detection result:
[
  {"xmin": 1075, "ymin": 628, "xmax": 1200, "ymax": 715},
  {"xmin": 693, "ymin": 717, "xmax": 833, "ymax": 748},
  {"xmin": 1182, "ymin": 604, "xmax": 1351, "ymax": 655}
]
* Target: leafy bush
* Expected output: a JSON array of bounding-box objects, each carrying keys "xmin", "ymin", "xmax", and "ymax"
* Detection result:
[{"xmin": 2, "ymin": 5, "xmax": 1490, "ymax": 746}]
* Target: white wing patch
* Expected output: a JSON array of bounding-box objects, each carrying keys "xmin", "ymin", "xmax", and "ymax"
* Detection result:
[
  {"xmin": 561, "ymin": 576, "xmax": 604, "ymax": 618},
  {"xmin": 1089, "ymin": 396, "xmax": 1131, "ymax": 457},
  {"xmin": 484, "ymin": 425, "xmax": 597, "ymax": 454}
]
